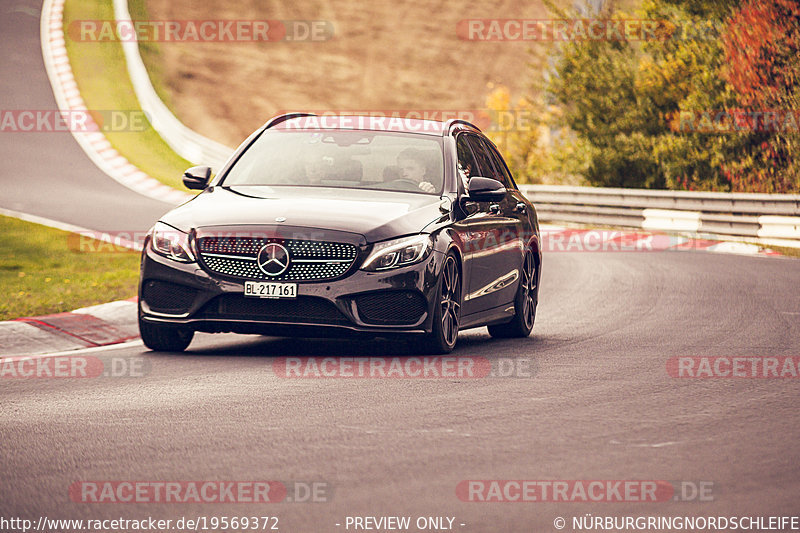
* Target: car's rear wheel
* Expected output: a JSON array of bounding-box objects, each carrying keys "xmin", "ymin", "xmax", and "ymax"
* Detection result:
[
  {"xmin": 421, "ymin": 253, "xmax": 461, "ymax": 354},
  {"xmin": 488, "ymin": 248, "xmax": 537, "ymax": 339},
  {"xmin": 139, "ymin": 317, "xmax": 194, "ymax": 352}
]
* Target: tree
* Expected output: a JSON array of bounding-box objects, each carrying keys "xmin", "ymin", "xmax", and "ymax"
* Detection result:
[
  {"xmin": 721, "ymin": 0, "xmax": 800, "ymax": 192},
  {"xmin": 515, "ymin": 0, "xmax": 800, "ymax": 192}
]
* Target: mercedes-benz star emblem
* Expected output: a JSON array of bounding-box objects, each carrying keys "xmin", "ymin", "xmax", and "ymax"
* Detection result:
[{"xmin": 256, "ymin": 243, "xmax": 290, "ymax": 276}]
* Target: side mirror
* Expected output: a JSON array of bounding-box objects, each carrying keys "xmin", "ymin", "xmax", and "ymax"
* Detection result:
[
  {"xmin": 467, "ymin": 176, "xmax": 506, "ymax": 202},
  {"xmin": 182, "ymin": 166, "xmax": 212, "ymax": 190}
]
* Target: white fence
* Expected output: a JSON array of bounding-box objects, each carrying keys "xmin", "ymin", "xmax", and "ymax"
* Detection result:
[{"xmin": 113, "ymin": 0, "xmax": 234, "ymax": 170}]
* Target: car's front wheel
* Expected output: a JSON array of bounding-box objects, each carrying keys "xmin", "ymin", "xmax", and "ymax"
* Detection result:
[
  {"xmin": 139, "ymin": 317, "xmax": 194, "ymax": 352},
  {"xmin": 421, "ymin": 252, "xmax": 462, "ymax": 354},
  {"xmin": 488, "ymin": 248, "xmax": 538, "ymax": 339}
]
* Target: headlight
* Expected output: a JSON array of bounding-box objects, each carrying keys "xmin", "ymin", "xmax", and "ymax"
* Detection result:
[
  {"xmin": 151, "ymin": 222, "xmax": 195, "ymax": 263},
  {"xmin": 361, "ymin": 234, "xmax": 432, "ymax": 271}
]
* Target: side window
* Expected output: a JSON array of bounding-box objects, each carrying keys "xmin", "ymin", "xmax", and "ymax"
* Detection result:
[
  {"xmin": 455, "ymin": 135, "xmax": 477, "ymax": 191},
  {"xmin": 482, "ymin": 139, "xmax": 516, "ymax": 189},
  {"xmin": 465, "ymin": 135, "xmax": 500, "ymax": 182}
]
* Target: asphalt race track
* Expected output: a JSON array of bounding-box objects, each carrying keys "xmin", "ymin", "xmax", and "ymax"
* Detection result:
[
  {"xmin": 3, "ymin": 250, "xmax": 800, "ymax": 530},
  {"xmin": 1, "ymin": 1, "xmax": 800, "ymax": 532},
  {"xmin": 0, "ymin": 0, "xmax": 171, "ymax": 232}
]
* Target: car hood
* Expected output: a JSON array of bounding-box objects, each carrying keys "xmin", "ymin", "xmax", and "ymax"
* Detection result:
[{"xmin": 160, "ymin": 185, "xmax": 447, "ymax": 243}]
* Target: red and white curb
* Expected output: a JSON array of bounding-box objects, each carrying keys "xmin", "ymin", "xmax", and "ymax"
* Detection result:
[
  {"xmin": 40, "ymin": 0, "xmax": 190, "ymax": 206},
  {"xmin": 0, "ymin": 298, "xmax": 139, "ymax": 358}
]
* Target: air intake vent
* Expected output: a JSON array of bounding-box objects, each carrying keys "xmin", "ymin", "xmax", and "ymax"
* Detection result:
[
  {"xmin": 355, "ymin": 291, "xmax": 428, "ymax": 325},
  {"xmin": 142, "ymin": 280, "xmax": 198, "ymax": 314}
]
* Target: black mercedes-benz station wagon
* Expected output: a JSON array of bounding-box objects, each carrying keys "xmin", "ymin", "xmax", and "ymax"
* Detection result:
[{"xmin": 138, "ymin": 113, "xmax": 541, "ymax": 353}]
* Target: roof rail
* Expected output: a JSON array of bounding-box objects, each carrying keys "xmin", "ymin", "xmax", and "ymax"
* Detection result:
[
  {"xmin": 443, "ymin": 118, "xmax": 481, "ymax": 135},
  {"xmin": 264, "ymin": 112, "xmax": 317, "ymax": 129}
]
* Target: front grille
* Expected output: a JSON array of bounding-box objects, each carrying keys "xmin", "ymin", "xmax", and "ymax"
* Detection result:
[
  {"xmin": 197, "ymin": 236, "xmax": 357, "ymax": 281},
  {"xmin": 142, "ymin": 280, "xmax": 198, "ymax": 314},
  {"xmin": 198, "ymin": 294, "xmax": 350, "ymax": 325},
  {"xmin": 355, "ymin": 291, "xmax": 428, "ymax": 325}
]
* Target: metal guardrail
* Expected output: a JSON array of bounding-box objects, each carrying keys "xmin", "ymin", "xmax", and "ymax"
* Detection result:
[
  {"xmin": 114, "ymin": 0, "xmax": 234, "ymax": 170},
  {"xmin": 519, "ymin": 185, "xmax": 800, "ymax": 246}
]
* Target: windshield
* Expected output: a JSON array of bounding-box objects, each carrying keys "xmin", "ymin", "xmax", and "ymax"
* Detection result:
[{"xmin": 221, "ymin": 130, "xmax": 445, "ymax": 195}]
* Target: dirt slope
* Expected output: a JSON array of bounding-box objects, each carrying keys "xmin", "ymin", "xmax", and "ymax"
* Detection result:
[{"xmin": 142, "ymin": 0, "xmax": 553, "ymax": 147}]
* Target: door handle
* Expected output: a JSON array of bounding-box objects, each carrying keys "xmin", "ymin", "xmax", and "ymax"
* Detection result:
[
  {"xmin": 489, "ymin": 204, "xmax": 501, "ymax": 215},
  {"xmin": 514, "ymin": 202, "xmax": 526, "ymax": 213}
]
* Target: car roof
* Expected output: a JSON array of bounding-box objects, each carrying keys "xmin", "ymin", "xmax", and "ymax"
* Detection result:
[{"xmin": 265, "ymin": 113, "xmax": 482, "ymax": 137}]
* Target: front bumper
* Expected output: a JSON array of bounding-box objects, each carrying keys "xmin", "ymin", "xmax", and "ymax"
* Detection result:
[{"xmin": 138, "ymin": 244, "xmax": 444, "ymax": 338}]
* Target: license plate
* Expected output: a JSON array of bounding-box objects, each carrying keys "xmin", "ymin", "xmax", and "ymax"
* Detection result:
[{"xmin": 244, "ymin": 281, "xmax": 297, "ymax": 299}]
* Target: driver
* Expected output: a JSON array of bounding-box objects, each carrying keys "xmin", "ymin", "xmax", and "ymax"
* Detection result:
[{"xmin": 397, "ymin": 148, "xmax": 436, "ymax": 193}]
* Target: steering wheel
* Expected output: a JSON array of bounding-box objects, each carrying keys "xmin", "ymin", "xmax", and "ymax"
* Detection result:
[{"xmin": 387, "ymin": 178, "xmax": 421, "ymax": 192}]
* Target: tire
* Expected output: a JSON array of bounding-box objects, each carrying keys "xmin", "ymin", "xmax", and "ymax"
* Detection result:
[
  {"xmin": 420, "ymin": 252, "xmax": 462, "ymax": 354},
  {"xmin": 139, "ymin": 317, "xmax": 194, "ymax": 352},
  {"xmin": 488, "ymin": 248, "xmax": 538, "ymax": 339}
]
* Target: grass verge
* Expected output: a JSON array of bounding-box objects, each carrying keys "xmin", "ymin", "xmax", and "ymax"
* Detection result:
[
  {"xmin": 127, "ymin": 0, "xmax": 174, "ymax": 110},
  {"xmin": 62, "ymin": 0, "xmax": 191, "ymax": 190},
  {"xmin": 0, "ymin": 216, "xmax": 140, "ymax": 320},
  {"xmin": 767, "ymin": 245, "xmax": 800, "ymax": 258}
]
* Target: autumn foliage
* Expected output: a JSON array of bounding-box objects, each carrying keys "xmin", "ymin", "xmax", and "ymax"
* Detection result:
[
  {"xmin": 721, "ymin": 0, "xmax": 800, "ymax": 192},
  {"xmin": 724, "ymin": 0, "xmax": 800, "ymax": 110},
  {"xmin": 517, "ymin": 0, "xmax": 800, "ymax": 193}
]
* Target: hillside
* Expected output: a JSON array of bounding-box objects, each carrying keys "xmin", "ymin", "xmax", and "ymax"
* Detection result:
[{"xmin": 140, "ymin": 0, "xmax": 556, "ymax": 148}]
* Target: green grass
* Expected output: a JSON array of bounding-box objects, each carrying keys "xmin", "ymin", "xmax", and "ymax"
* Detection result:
[
  {"xmin": 63, "ymin": 0, "xmax": 191, "ymax": 189},
  {"xmin": 767, "ymin": 245, "xmax": 800, "ymax": 258},
  {"xmin": 128, "ymin": 0, "xmax": 174, "ymax": 109},
  {"xmin": 0, "ymin": 216, "xmax": 140, "ymax": 320}
]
